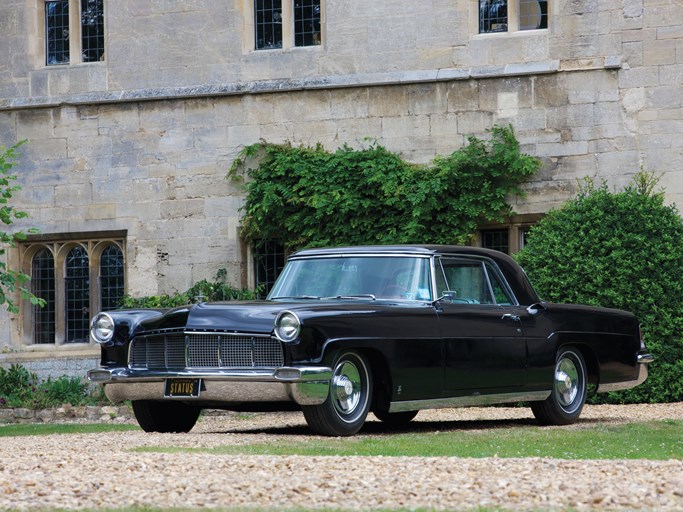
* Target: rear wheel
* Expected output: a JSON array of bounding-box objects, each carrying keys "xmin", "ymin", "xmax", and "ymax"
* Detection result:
[
  {"xmin": 531, "ymin": 347, "xmax": 587, "ymax": 425},
  {"xmin": 302, "ymin": 351, "xmax": 372, "ymax": 436},
  {"xmin": 132, "ymin": 400, "xmax": 201, "ymax": 433}
]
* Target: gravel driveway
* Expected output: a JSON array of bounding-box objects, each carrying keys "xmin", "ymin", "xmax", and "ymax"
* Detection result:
[{"xmin": 1, "ymin": 403, "xmax": 682, "ymax": 511}]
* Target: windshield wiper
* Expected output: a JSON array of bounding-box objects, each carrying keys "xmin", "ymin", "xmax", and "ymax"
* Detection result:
[
  {"xmin": 324, "ymin": 295, "xmax": 377, "ymax": 301},
  {"xmin": 270, "ymin": 295, "xmax": 321, "ymax": 300}
]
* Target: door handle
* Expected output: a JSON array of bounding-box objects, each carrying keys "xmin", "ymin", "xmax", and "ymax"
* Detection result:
[{"xmin": 501, "ymin": 314, "xmax": 521, "ymax": 322}]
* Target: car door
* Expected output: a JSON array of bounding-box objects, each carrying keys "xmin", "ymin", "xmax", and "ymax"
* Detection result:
[{"xmin": 435, "ymin": 256, "xmax": 528, "ymax": 393}]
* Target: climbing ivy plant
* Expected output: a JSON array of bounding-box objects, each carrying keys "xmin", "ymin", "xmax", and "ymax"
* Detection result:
[
  {"xmin": 0, "ymin": 141, "xmax": 44, "ymax": 313},
  {"xmin": 229, "ymin": 125, "xmax": 541, "ymax": 251}
]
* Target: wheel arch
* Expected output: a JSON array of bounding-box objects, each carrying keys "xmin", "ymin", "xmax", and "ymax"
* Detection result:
[
  {"xmin": 319, "ymin": 340, "xmax": 392, "ymax": 411},
  {"xmin": 557, "ymin": 341, "xmax": 599, "ymax": 387}
]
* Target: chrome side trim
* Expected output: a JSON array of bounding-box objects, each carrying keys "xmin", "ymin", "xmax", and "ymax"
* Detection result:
[{"xmin": 388, "ymin": 390, "xmax": 551, "ymax": 413}]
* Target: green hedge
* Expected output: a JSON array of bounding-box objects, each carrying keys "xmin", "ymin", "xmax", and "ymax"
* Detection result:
[{"xmin": 516, "ymin": 173, "xmax": 683, "ymax": 403}]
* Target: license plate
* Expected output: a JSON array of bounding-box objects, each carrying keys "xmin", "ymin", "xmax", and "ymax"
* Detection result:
[{"xmin": 164, "ymin": 378, "xmax": 201, "ymax": 398}]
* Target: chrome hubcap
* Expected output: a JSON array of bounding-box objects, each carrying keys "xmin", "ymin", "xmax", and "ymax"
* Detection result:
[
  {"xmin": 555, "ymin": 357, "xmax": 579, "ymax": 407},
  {"xmin": 332, "ymin": 360, "xmax": 362, "ymax": 416}
]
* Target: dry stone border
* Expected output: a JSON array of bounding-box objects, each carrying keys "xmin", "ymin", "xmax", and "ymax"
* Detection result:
[{"xmin": 0, "ymin": 403, "xmax": 682, "ymax": 511}]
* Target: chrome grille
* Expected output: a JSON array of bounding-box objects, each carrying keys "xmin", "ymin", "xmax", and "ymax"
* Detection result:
[{"xmin": 129, "ymin": 332, "xmax": 283, "ymax": 370}]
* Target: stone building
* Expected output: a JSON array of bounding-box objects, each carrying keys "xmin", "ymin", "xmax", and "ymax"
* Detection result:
[{"xmin": 1, "ymin": 0, "xmax": 682, "ymax": 377}]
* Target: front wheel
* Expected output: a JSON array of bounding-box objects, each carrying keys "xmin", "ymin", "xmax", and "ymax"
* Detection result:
[
  {"xmin": 132, "ymin": 400, "xmax": 201, "ymax": 433},
  {"xmin": 302, "ymin": 351, "xmax": 372, "ymax": 436},
  {"xmin": 531, "ymin": 347, "xmax": 587, "ymax": 425}
]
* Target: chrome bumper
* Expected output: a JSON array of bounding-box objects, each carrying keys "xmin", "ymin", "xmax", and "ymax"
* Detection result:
[
  {"xmin": 87, "ymin": 366, "xmax": 333, "ymax": 406},
  {"xmin": 597, "ymin": 352, "xmax": 653, "ymax": 393}
]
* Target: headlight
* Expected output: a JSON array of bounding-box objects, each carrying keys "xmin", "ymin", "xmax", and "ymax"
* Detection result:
[
  {"xmin": 274, "ymin": 311, "xmax": 301, "ymax": 342},
  {"xmin": 90, "ymin": 313, "xmax": 115, "ymax": 344}
]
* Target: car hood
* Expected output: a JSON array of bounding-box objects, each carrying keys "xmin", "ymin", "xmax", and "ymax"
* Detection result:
[{"xmin": 136, "ymin": 300, "xmax": 428, "ymax": 336}]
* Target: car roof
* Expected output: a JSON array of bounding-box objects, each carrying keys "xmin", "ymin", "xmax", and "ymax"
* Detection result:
[{"xmin": 290, "ymin": 245, "xmax": 507, "ymax": 259}]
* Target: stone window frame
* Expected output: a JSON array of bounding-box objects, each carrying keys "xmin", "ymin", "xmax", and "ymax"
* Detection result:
[
  {"xmin": 245, "ymin": 0, "xmax": 325, "ymax": 52},
  {"xmin": 35, "ymin": 0, "xmax": 106, "ymax": 67},
  {"xmin": 20, "ymin": 232, "xmax": 126, "ymax": 346},
  {"xmin": 474, "ymin": 0, "xmax": 551, "ymax": 36}
]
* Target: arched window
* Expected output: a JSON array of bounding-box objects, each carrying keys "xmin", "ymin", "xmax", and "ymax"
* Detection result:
[
  {"xmin": 65, "ymin": 246, "xmax": 90, "ymax": 343},
  {"xmin": 32, "ymin": 248, "xmax": 56, "ymax": 344},
  {"xmin": 21, "ymin": 235, "xmax": 126, "ymax": 345},
  {"xmin": 100, "ymin": 245, "xmax": 124, "ymax": 310}
]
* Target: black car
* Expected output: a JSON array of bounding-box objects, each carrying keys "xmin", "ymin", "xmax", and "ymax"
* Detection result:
[{"xmin": 88, "ymin": 245, "xmax": 652, "ymax": 436}]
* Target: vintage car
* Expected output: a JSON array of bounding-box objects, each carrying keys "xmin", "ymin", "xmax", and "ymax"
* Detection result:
[{"xmin": 88, "ymin": 245, "xmax": 652, "ymax": 436}]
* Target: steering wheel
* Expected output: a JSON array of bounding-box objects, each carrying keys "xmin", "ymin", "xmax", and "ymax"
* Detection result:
[{"xmin": 381, "ymin": 285, "xmax": 408, "ymax": 299}]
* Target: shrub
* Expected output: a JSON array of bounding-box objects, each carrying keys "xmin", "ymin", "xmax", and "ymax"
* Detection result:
[
  {"xmin": 229, "ymin": 125, "xmax": 540, "ymax": 251},
  {"xmin": 0, "ymin": 364, "xmax": 104, "ymax": 409},
  {"xmin": 120, "ymin": 268, "xmax": 259, "ymax": 308},
  {"xmin": 516, "ymin": 172, "xmax": 683, "ymax": 403}
]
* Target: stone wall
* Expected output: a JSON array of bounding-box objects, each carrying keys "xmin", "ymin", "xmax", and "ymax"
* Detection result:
[{"xmin": 1, "ymin": 0, "xmax": 682, "ymax": 370}]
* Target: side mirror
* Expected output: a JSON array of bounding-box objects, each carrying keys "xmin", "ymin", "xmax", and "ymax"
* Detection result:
[{"xmin": 435, "ymin": 291, "xmax": 458, "ymax": 303}]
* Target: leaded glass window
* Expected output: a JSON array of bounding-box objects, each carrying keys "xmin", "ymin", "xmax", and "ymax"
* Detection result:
[
  {"xmin": 100, "ymin": 245, "xmax": 124, "ymax": 310},
  {"xmin": 65, "ymin": 246, "xmax": 90, "ymax": 343},
  {"xmin": 519, "ymin": 0, "xmax": 547, "ymax": 30},
  {"xmin": 32, "ymin": 249, "xmax": 56, "ymax": 344},
  {"xmin": 481, "ymin": 229, "xmax": 510, "ymax": 254},
  {"xmin": 254, "ymin": 241, "xmax": 285, "ymax": 298},
  {"xmin": 294, "ymin": 0, "xmax": 321, "ymax": 47},
  {"xmin": 46, "ymin": 0, "xmax": 70, "ymax": 65},
  {"xmin": 255, "ymin": 0, "xmax": 283, "ymax": 50},
  {"xmin": 81, "ymin": 0, "xmax": 105, "ymax": 62}
]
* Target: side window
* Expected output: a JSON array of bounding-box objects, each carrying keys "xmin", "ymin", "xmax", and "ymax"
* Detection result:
[
  {"xmin": 81, "ymin": 0, "xmax": 106, "ymax": 62},
  {"xmin": 479, "ymin": 0, "xmax": 507, "ymax": 33},
  {"xmin": 485, "ymin": 262, "xmax": 515, "ymax": 305},
  {"xmin": 45, "ymin": 0, "xmax": 105, "ymax": 66},
  {"xmin": 46, "ymin": 1, "xmax": 70, "ymax": 65},
  {"xmin": 32, "ymin": 248, "xmax": 56, "ymax": 344},
  {"xmin": 254, "ymin": 0, "xmax": 322, "ymax": 51},
  {"xmin": 255, "ymin": 0, "xmax": 283, "ymax": 50},
  {"xmin": 65, "ymin": 246, "xmax": 90, "ymax": 343},
  {"xmin": 437, "ymin": 258, "xmax": 515, "ymax": 305},
  {"xmin": 479, "ymin": 0, "xmax": 548, "ymax": 34},
  {"xmin": 294, "ymin": 0, "xmax": 321, "ymax": 47}
]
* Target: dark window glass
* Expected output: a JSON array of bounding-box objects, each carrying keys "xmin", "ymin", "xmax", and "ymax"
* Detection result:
[
  {"xmin": 100, "ymin": 245, "xmax": 124, "ymax": 310},
  {"xmin": 294, "ymin": 0, "xmax": 321, "ymax": 47},
  {"xmin": 81, "ymin": 0, "xmax": 105, "ymax": 62},
  {"xmin": 254, "ymin": 241, "xmax": 285, "ymax": 298},
  {"xmin": 519, "ymin": 0, "xmax": 547, "ymax": 30},
  {"xmin": 46, "ymin": 0, "xmax": 70, "ymax": 65},
  {"xmin": 479, "ymin": 0, "xmax": 507, "ymax": 33},
  {"xmin": 32, "ymin": 249, "xmax": 56, "ymax": 344},
  {"xmin": 65, "ymin": 246, "xmax": 90, "ymax": 343},
  {"xmin": 481, "ymin": 229, "xmax": 510, "ymax": 254},
  {"xmin": 255, "ymin": 0, "xmax": 283, "ymax": 50}
]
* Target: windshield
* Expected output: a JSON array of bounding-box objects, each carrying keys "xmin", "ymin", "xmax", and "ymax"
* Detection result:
[{"xmin": 268, "ymin": 256, "xmax": 433, "ymax": 301}]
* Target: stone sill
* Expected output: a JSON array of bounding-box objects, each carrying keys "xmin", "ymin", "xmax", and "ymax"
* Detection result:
[
  {"xmin": 0, "ymin": 60, "xmax": 594, "ymax": 111},
  {"xmin": 0, "ymin": 58, "xmax": 626, "ymax": 112}
]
